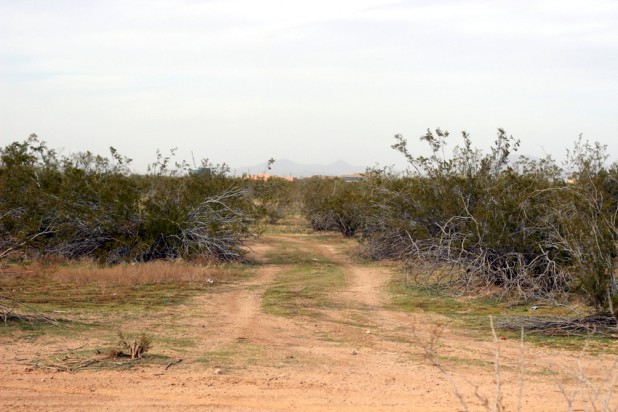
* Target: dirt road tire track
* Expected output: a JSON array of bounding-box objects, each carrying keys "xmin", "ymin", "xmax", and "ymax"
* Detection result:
[{"xmin": 1, "ymin": 233, "xmax": 616, "ymax": 411}]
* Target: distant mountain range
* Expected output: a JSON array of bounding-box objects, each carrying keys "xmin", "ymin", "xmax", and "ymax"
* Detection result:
[
  {"xmin": 234, "ymin": 159, "xmax": 366, "ymax": 178},
  {"xmin": 232, "ymin": 154, "xmax": 550, "ymax": 178}
]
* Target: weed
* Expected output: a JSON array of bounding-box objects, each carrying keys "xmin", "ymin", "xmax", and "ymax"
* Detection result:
[
  {"xmin": 413, "ymin": 316, "xmax": 618, "ymax": 411},
  {"xmin": 112, "ymin": 332, "xmax": 152, "ymax": 359}
]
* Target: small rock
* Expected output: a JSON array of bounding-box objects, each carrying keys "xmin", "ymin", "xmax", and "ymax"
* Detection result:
[
  {"xmin": 365, "ymin": 330, "xmax": 371, "ymax": 334},
  {"xmin": 351, "ymin": 350, "xmax": 358, "ymax": 355},
  {"xmin": 214, "ymin": 368, "xmax": 223, "ymax": 375}
]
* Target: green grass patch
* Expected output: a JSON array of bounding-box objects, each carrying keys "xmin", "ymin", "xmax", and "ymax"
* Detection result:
[
  {"xmin": 0, "ymin": 263, "xmax": 252, "ymax": 341},
  {"xmin": 260, "ymin": 238, "xmax": 331, "ymax": 265},
  {"xmin": 436, "ymin": 354, "xmax": 496, "ymax": 369},
  {"xmin": 264, "ymin": 216, "xmax": 314, "ymax": 234},
  {"xmin": 197, "ymin": 340, "xmax": 264, "ymax": 370},
  {"xmin": 196, "ymin": 350, "xmax": 238, "ymax": 367},
  {"xmin": 0, "ymin": 263, "xmax": 251, "ymax": 312},
  {"xmin": 314, "ymin": 331, "xmax": 343, "ymax": 343},
  {"xmin": 153, "ymin": 336, "xmax": 196, "ymax": 351},
  {"xmin": 0, "ymin": 319, "xmax": 95, "ymax": 341},
  {"xmin": 262, "ymin": 263, "xmax": 345, "ymax": 318},
  {"xmin": 388, "ymin": 277, "xmax": 617, "ymax": 353},
  {"xmin": 0, "ymin": 280, "xmax": 203, "ymax": 328},
  {"xmin": 389, "ymin": 280, "xmax": 504, "ymax": 317}
]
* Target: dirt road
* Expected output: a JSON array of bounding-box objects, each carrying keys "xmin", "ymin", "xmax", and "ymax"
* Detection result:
[{"xmin": 1, "ymin": 233, "xmax": 616, "ymax": 411}]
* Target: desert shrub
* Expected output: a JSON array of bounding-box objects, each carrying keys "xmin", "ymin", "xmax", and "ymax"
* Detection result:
[
  {"xmin": 296, "ymin": 129, "xmax": 617, "ymax": 315},
  {"xmin": 0, "ymin": 136, "xmax": 257, "ymax": 263},
  {"xmin": 133, "ymin": 153, "xmax": 256, "ymax": 261},
  {"xmin": 300, "ymin": 177, "xmax": 369, "ymax": 237},
  {"xmin": 246, "ymin": 177, "xmax": 297, "ymax": 224},
  {"xmin": 113, "ymin": 332, "xmax": 151, "ymax": 359},
  {"xmin": 363, "ymin": 129, "xmax": 618, "ymax": 313}
]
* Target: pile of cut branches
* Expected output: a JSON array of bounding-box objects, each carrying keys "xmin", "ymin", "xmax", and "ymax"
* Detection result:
[{"xmin": 495, "ymin": 314, "xmax": 618, "ymax": 337}]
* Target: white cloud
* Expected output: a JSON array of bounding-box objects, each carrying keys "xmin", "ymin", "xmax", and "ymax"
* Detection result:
[{"xmin": 1, "ymin": 0, "xmax": 617, "ymax": 170}]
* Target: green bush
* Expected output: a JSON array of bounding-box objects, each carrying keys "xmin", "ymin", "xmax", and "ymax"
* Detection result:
[
  {"xmin": 0, "ymin": 136, "xmax": 257, "ymax": 263},
  {"xmin": 300, "ymin": 177, "xmax": 369, "ymax": 237},
  {"xmin": 298, "ymin": 129, "xmax": 618, "ymax": 316},
  {"xmin": 376, "ymin": 130, "xmax": 617, "ymax": 313},
  {"xmin": 246, "ymin": 177, "xmax": 297, "ymax": 224}
]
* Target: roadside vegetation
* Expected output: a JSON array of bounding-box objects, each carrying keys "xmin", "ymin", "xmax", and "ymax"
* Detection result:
[
  {"xmin": 0, "ymin": 135, "xmax": 262, "ymax": 264},
  {"xmin": 300, "ymin": 129, "xmax": 618, "ymax": 334},
  {"xmin": 0, "ymin": 135, "xmax": 294, "ymax": 331},
  {"xmin": 1, "ymin": 132, "xmax": 616, "ymax": 411},
  {"xmin": 1, "ymin": 129, "xmax": 617, "ymax": 345}
]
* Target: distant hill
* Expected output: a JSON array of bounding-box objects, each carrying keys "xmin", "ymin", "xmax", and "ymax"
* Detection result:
[{"xmin": 234, "ymin": 159, "xmax": 366, "ymax": 178}]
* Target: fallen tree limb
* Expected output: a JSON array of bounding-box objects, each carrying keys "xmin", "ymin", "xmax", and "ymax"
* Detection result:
[
  {"xmin": 165, "ymin": 358, "xmax": 183, "ymax": 370},
  {"xmin": 495, "ymin": 315, "xmax": 618, "ymax": 337}
]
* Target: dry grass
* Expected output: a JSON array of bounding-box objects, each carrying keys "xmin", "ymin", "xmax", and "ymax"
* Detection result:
[
  {"xmin": 0, "ymin": 259, "xmax": 248, "ymax": 321},
  {"xmin": 19, "ymin": 259, "xmax": 229, "ymax": 287}
]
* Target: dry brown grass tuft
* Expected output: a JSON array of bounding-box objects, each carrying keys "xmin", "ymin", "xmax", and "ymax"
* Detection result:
[{"xmin": 25, "ymin": 259, "xmax": 230, "ymax": 287}]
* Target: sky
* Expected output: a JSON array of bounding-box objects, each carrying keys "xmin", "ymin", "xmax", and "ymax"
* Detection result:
[{"xmin": 1, "ymin": 0, "xmax": 617, "ymax": 173}]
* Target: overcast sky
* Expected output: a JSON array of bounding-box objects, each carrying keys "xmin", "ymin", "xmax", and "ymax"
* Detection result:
[{"xmin": 1, "ymin": 0, "xmax": 617, "ymax": 172}]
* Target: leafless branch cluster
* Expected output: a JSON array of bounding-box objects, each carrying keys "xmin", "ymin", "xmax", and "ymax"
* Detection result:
[
  {"xmin": 495, "ymin": 315, "xmax": 618, "ymax": 337},
  {"xmin": 0, "ymin": 295, "xmax": 58, "ymax": 325},
  {"xmin": 360, "ymin": 188, "xmax": 574, "ymax": 302},
  {"xmin": 179, "ymin": 187, "xmax": 255, "ymax": 261}
]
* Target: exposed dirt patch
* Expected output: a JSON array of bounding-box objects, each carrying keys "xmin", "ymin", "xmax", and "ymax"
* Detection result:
[{"xmin": 1, "ymin": 232, "xmax": 617, "ymax": 411}]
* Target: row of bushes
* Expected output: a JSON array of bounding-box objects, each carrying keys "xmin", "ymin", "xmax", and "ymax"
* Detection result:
[
  {"xmin": 4, "ymin": 131, "xmax": 617, "ymax": 316},
  {"xmin": 0, "ymin": 135, "xmax": 292, "ymax": 263},
  {"xmin": 301, "ymin": 130, "xmax": 618, "ymax": 316}
]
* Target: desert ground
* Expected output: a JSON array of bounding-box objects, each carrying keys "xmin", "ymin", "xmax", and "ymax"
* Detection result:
[{"xmin": 1, "ymin": 229, "xmax": 617, "ymax": 411}]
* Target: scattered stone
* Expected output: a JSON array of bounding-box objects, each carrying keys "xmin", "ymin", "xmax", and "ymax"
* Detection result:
[{"xmin": 214, "ymin": 368, "xmax": 223, "ymax": 375}]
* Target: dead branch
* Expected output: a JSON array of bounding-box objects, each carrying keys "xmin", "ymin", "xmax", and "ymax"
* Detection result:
[
  {"xmin": 0, "ymin": 295, "xmax": 59, "ymax": 325},
  {"xmin": 495, "ymin": 315, "xmax": 618, "ymax": 337},
  {"xmin": 164, "ymin": 358, "xmax": 183, "ymax": 370}
]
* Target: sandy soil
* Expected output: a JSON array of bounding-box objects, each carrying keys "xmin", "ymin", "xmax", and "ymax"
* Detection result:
[{"xmin": 1, "ymin": 233, "xmax": 617, "ymax": 411}]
